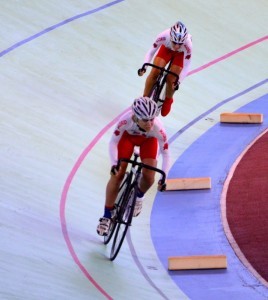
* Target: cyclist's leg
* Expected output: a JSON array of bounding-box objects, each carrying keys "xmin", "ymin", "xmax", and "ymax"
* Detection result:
[
  {"xmin": 130, "ymin": 137, "xmax": 157, "ymax": 217},
  {"xmin": 105, "ymin": 162, "xmax": 128, "ymax": 207},
  {"xmin": 139, "ymin": 137, "xmax": 158, "ymax": 193},
  {"xmin": 143, "ymin": 45, "xmax": 171, "ymax": 97},
  {"xmin": 105, "ymin": 133, "xmax": 134, "ymax": 209},
  {"xmin": 139, "ymin": 158, "xmax": 157, "ymax": 191},
  {"xmin": 134, "ymin": 157, "xmax": 157, "ymax": 218},
  {"xmin": 97, "ymin": 162, "xmax": 128, "ymax": 236},
  {"xmin": 98, "ymin": 134, "xmax": 134, "ymax": 236},
  {"xmin": 167, "ymin": 52, "xmax": 184, "ymax": 97},
  {"xmin": 161, "ymin": 52, "xmax": 183, "ymax": 116},
  {"xmin": 134, "ymin": 156, "xmax": 157, "ymax": 217},
  {"xmin": 143, "ymin": 57, "xmax": 164, "ymax": 97}
]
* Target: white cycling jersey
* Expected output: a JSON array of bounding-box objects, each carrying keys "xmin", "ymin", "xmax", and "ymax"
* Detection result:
[
  {"xmin": 143, "ymin": 29, "xmax": 192, "ymax": 82},
  {"xmin": 109, "ymin": 110, "xmax": 170, "ymax": 176}
]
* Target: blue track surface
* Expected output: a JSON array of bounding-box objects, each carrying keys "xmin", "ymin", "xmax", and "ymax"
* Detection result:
[{"xmin": 151, "ymin": 93, "xmax": 268, "ymax": 299}]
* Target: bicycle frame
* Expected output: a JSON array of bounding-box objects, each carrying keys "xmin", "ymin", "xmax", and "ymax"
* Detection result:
[
  {"xmin": 141, "ymin": 61, "xmax": 179, "ymax": 110},
  {"xmin": 107, "ymin": 153, "xmax": 166, "ymax": 261}
]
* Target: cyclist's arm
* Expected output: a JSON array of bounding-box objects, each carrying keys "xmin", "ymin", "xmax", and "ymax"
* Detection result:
[
  {"xmin": 108, "ymin": 112, "xmax": 132, "ymax": 166},
  {"xmin": 154, "ymin": 122, "xmax": 171, "ymax": 177},
  {"xmin": 179, "ymin": 34, "xmax": 193, "ymax": 83},
  {"xmin": 109, "ymin": 137, "xmax": 120, "ymax": 166},
  {"xmin": 184, "ymin": 34, "xmax": 193, "ymax": 57},
  {"xmin": 143, "ymin": 46, "xmax": 158, "ymax": 66},
  {"xmin": 143, "ymin": 31, "xmax": 167, "ymax": 67},
  {"xmin": 160, "ymin": 144, "xmax": 170, "ymax": 178}
]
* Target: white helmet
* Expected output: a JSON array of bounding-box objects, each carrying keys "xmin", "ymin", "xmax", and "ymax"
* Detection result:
[
  {"xmin": 132, "ymin": 97, "xmax": 158, "ymax": 120},
  {"xmin": 170, "ymin": 21, "xmax": 188, "ymax": 44}
]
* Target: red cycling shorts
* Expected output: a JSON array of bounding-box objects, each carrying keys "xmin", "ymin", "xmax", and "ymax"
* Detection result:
[
  {"xmin": 156, "ymin": 45, "xmax": 184, "ymax": 68},
  {"xmin": 118, "ymin": 131, "xmax": 158, "ymax": 160}
]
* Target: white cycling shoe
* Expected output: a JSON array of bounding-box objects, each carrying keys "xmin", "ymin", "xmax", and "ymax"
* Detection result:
[{"xmin": 97, "ymin": 217, "xmax": 111, "ymax": 236}]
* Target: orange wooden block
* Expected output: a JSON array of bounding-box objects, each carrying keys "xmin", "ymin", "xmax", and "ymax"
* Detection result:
[
  {"xmin": 168, "ymin": 255, "xmax": 227, "ymax": 270},
  {"xmin": 220, "ymin": 112, "xmax": 263, "ymax": 123},
  {"xmin": 166, "ymin": 177, "xmax": 211, "ymax": 191}
]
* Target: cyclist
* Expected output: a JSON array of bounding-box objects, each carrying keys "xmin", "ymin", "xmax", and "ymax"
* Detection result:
[
  {"xmin": 138, "ymin": 21, "xmax": 192, "ymax": 117},
  {"xmin": 97, "ymin": 97, "xmax": 170, "ymax": 236}
]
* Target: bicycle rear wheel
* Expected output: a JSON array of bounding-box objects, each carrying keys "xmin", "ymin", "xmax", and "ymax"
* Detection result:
[
  {"xmin": 104, "ymin": 172, "xmax": 130, "ymax": 245},
  {"xmin": 109, "ymin": 185, "xmax": 137, "ymax": 261}
]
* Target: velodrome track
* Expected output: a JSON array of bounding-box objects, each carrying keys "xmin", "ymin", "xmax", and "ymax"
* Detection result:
[{"xmin": 1, "ymin": 1, "xmax": 267, "ymax": 299}]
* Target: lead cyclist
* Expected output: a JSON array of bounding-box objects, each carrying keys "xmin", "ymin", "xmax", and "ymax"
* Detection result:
[{"xmin": 97, "ymin": 97, "xmax": 170, "ymax": 236}]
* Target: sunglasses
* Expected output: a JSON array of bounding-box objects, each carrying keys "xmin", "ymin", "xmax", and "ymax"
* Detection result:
[
  {"xmin": 140, "ymin": 118, "xmax": 155, "ymax": 123},
  {"xmin": 172, "ymin": 41, "xmax": 183, "ymax": 45}
]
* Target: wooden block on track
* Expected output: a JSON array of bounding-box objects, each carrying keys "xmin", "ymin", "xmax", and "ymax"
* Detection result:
[
  {"xmin": 220, "ymin": 112, "xmax": 263, "ymax": 123},
  {"xmin": 166, "ymin": 177, "xmax": 211, "ymax": 190},
  {"xmin": 168, "ymin": 255, "xmax": 227, "ymax": 270}
]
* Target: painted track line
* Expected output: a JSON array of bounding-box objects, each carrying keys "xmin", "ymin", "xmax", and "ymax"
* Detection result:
[
  {"xmin": 59, "ymin": 42, "xmax": 267, "ymax": 298},
  {"xmin": 1, "ymin": 4, "xmax": 266, "ymax": 299}
]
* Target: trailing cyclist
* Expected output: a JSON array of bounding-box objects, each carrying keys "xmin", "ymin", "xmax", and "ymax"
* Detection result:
[
  {"xmin": 97, "ymin": 97, "xmax": 170, "ymax": 236},
  {"xmin": 138, "ymin": 21, "xmax": 192, "ymax": 117}
]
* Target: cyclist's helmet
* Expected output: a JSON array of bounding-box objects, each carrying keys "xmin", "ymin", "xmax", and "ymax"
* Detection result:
[
  {"xmin": 170, "ymin": 21, "xmax": 188, "ymax": 44},
  {"xmin": 132, "ymin": 97, "xmax": 158, "ymax": 120}
]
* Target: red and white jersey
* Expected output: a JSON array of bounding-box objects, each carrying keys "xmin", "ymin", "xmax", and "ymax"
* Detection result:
[
  {"xmin": 109, "ymin": 110, "xmax": 170, "ymax": 176},
  {"xmin": 143, "ymin": 29, "xmax": 192, "ymax": 64}
]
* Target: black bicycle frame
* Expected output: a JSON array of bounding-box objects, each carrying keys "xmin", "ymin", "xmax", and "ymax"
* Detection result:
[
  {"xmin": 141, "ymin": 61, "xmax": 179, "ymax": 104},
  {"xmin": 107, "ymin": 154, "xmax": 166, "ymax": 260}
]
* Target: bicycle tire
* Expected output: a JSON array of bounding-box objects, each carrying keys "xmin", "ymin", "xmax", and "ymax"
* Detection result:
[
  {"xmin": 104, "ymin": 172, "xmax": 130, "ymax": 245},
  {"xmin": 109, "ymin": 184, "xmax": 137, "ymax": 261}
]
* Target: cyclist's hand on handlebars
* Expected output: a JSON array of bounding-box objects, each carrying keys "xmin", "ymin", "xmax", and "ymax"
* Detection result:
[
  {"xmin": 158, "ymin": 180, "xmax": 166, "ymax": 192},
  {"xmin": 138, "ymin": 68, "xmax": 146, "ymax": 76},
  {"xmin": 110, "ymin": 165, "xmax": 119, "ymax": 176}
]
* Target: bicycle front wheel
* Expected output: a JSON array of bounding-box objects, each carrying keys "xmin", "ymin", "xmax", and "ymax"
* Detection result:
[
  {"xmin": 109, "ymin": 185, "xmax": 137, "ymax": 261},
  {"xmin": 103, "ymin": 215, "xmax": 117, "ymax": 245}
]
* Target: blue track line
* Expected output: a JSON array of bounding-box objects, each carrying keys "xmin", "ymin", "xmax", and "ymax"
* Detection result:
[{"xmin": 0, "ymin": 0, "xmax": 125, "ymax": 58}]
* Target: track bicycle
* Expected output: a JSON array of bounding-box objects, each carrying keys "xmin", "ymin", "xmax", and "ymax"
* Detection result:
[
  {"xmin": 103, "ymin": 152, "xmax": 166, "ymax": 261},
  {"xmin": 139, "ymin": 61, "xmax": 179, "ymax": 113}
]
